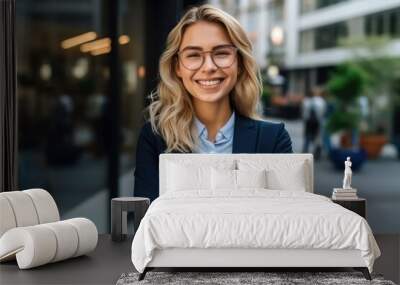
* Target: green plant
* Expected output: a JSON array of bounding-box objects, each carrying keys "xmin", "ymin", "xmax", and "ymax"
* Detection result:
[
  {"xmin": 340, "ymin": 36, "xmax": 400, "ymax": 134},
  {"xmin": 326, "ymin": 63, "xmax": 367, "ymax": 136},
  {"xmin": 327, "ymin": 64, "xmax": 366, "ymax": 103},
  {"xmin": 326, "ymin": 109, "xmax": 361, "ymax": 134}
]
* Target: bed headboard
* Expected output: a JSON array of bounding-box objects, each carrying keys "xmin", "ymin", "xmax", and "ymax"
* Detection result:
[{"xmin": 159, "ymin": 154, "xmax": 314, "ymax": 195}]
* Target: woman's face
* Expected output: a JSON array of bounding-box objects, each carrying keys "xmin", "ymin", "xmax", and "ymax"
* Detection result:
[{"xmin": 175, "ymin": 21, "xmax": 239, "ymax": 104}]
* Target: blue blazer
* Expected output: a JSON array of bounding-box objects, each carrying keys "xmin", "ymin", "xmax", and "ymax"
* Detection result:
[{"xmin": 133, "ymin": 114, "xmax": 293, "ymax": 201}]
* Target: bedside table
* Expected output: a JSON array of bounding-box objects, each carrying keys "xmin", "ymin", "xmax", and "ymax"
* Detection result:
[
  {"xmin": 332, "ymin": 198, "xmax": 366, "ymax": 218},
  {"xmin": 111, "ymin": 197, "xmax": 150, "ymax": 242}
]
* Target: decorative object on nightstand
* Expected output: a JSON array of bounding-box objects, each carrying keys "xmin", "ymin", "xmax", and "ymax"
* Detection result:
[
  {"xmin": 342, "ymin": 157, "xmax": 353, "ymax": 189},
  {"xmin": 332, "ymin": 198, "xmax": 366, "ymax": 218},
  {"xmin": 332, "ymin": 157, "xmax": 358, "ymax": 200},
  {"xmin": 111, "ymin": 197, "xmax": 150, "ymax": 242},
  {"xmin": 332, "ymin": 157, "xmax": 365, "ymax": 218},
  {"xmin": 332, "ymin": 188, "xmax": 358, "ymax": 200}
]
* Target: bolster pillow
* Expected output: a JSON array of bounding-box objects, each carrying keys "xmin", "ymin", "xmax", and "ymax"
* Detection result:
[
  {"xmin": 0, "ymin": 189, "xmax": 60, "ymax": 237},
  {"xmin": 0, "ymin": 218, "xmax": 98, "ymax": 269}
]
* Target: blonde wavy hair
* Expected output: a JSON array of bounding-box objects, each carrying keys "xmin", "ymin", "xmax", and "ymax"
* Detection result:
[{"xmin": 147, "ymin": 4, "xmax": 262, "ymax": 153}]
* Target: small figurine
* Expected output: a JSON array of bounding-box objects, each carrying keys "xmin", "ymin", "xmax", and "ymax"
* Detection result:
[{"xmin": 342, "ymin": 157, "xmax": 352, "ymax": 189}]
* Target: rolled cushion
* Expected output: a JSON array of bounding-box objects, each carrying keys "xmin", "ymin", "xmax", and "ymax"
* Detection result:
[
  {"xmin": 64, "ymin": 218, "xmax": 98, "ymax": 257},
  {"xmin": 42, "ymin": 221, "xmax": 79, "ymax": 262},
  {"xmin": 0, "ymin": 218, "xmax": 98, "ymax": 269},
  {"xmin": 0, "ymin": 191, "xmax": 39, "ymax": 228},
  {"xmin": 0, "ymin": 196, "xmax": 17, "ymax": 237},
  {"xmin": 24, "ymin": 189, "xmax": 60, "ymax": 224},
  {"xmin": 0, "ymin": 226, "xmax": 57, "ymax": 268},
  {"xmin": 0, "ymin": 189, "xmax": 60, "ymax": 239}
]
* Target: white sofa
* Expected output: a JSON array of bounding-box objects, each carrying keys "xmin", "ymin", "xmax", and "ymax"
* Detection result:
[{"xmin": 0, "ymin": 189, "xmax": 98, "ymax": 269}]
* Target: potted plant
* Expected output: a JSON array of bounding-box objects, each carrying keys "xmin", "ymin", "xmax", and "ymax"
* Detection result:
[
  {"xmin": 340, "ymin": 37, "xmax": 400, "ymax": 158},
  {"xmin": 352, "ymin": 54, "xmax": 394, "ymax": 159},
  {"xmin": 326, "ymin": 63, "xmax": 368, "ymax": 171}
]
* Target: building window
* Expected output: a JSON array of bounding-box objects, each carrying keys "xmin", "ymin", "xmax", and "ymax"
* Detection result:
[
  {"xmin": 300, "ymin": 21, "xmax": 348, "ymax": 53},
  {"xmin": 268, "ymin": 0, "xmax": 284, "ymax": 22},
  {"xmin": 301, "ymin": 0, "xmax": 348, "ymax": 14},
  {"xmin": 16, "ymin": 0, "xmax": 149, "ymax": 233},
  {"xmin": 389, "ymin": 9, "xmax": 400, "ymax": 37},
  {"xmin": 315, "ymin": 22, "xmax": 347, "ymax": 49},
  {"xmin": 366, "ymin": 8, "xmax": 400, "ymax": 38},
  {"xmin": 300, "ymin": 30, "xmax": 314, "ymax": 53}
]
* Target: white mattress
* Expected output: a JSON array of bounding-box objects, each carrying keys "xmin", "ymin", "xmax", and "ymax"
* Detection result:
[{"xmin": 131, "ymin": 190, "xmax": 380, "ymax": 273}]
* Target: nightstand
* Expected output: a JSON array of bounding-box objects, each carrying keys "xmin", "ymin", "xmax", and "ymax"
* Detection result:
[
  {"xmin": 111, "ymin": 197, "xmax": 150, "ymax": 242},
  {"xmin": 332, "ymin": 198, "xmax": 366, "ymax": 218}
]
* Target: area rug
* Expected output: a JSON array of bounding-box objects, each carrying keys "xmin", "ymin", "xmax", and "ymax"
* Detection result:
[{"xmin": 116, "ymin": 271, "xmax": 396, "ymax": 285}]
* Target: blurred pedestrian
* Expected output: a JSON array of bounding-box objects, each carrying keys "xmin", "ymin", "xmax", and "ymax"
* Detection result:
[
  {"xmin": 302, "ymin": 86, "xmax": 326, "ymax": 159},
  {"xmin": 322, "ymin": 94, "xmax": 334, "ymax": 154}
]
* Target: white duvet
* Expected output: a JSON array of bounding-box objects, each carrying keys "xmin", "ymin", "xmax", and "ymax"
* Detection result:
[{"xmin": 131, "ymin": 190, "xmax": 380, "ymax": 273}]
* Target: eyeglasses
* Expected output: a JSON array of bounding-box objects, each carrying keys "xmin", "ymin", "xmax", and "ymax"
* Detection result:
[{"xmin": 177, "ymin": 45, "xmax": 237, "ymax": 71}]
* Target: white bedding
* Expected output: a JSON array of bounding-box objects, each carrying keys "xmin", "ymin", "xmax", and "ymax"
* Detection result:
[{"xmin": 131, "ymin": 190, "xmax": 380, "ymax": 273}]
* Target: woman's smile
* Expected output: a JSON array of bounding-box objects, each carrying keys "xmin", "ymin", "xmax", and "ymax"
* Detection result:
[{"xmin": 195, "ymin": 78, "xmax": 225, "ymax": 90}]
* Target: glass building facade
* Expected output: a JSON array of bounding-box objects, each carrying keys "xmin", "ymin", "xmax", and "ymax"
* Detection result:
[
  {"xmin": 301, "ymin": 0, "xmax": 348, "ymax": 14},
  {"xmin": 16, "ymin": 0, "xmax": 203, "ymax": 233},
  {"xmin": 300, "ymin": 7, "xmax": 400, "ymax": 53}
]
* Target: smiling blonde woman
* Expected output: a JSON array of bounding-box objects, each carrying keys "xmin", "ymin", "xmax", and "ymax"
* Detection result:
[{"xmin": 134, "ymin": 5, "xmax": 293, "ymax": 201}]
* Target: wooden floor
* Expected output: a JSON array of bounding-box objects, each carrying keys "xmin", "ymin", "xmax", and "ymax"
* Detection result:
[{"xmin": 0, "ymin": 234, "xmax": 399, "ymax": 284}]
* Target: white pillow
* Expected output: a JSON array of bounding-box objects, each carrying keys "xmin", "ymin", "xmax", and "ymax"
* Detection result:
[
  {"xmin": 266, "ymin": 165, "xmax": 306, "ymax": 191},
  {"xmin": 167, "ymin": 161, "xmax": 211, "ymax": 191},
  {"xmin": 211, "ymin": 168, "xmax": 267, "ymax": 190},
  {"xmin": 166, "ymin": 159, "xmax": 237, "ymax": 192},
  {"xmin": 236, "ymin": 169, "xmax": 267, "ymax": 188},
  {"xmin": 237, "ymin": 159, "xmax": 308, "ymax": 192},
  {"xmin": 211, "ymin": 168, "xmax": 236, "ymax": 190}
]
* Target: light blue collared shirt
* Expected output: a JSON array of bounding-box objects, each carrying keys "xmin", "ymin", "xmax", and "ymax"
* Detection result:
[{"xmin": 193, "ymin": 112, "xmax": 235, "ymax": 154}]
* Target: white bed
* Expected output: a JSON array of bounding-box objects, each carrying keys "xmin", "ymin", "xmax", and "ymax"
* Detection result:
[{"xmin": 131, "ymin": 154, "xmax": 380, "ymax": 280}]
